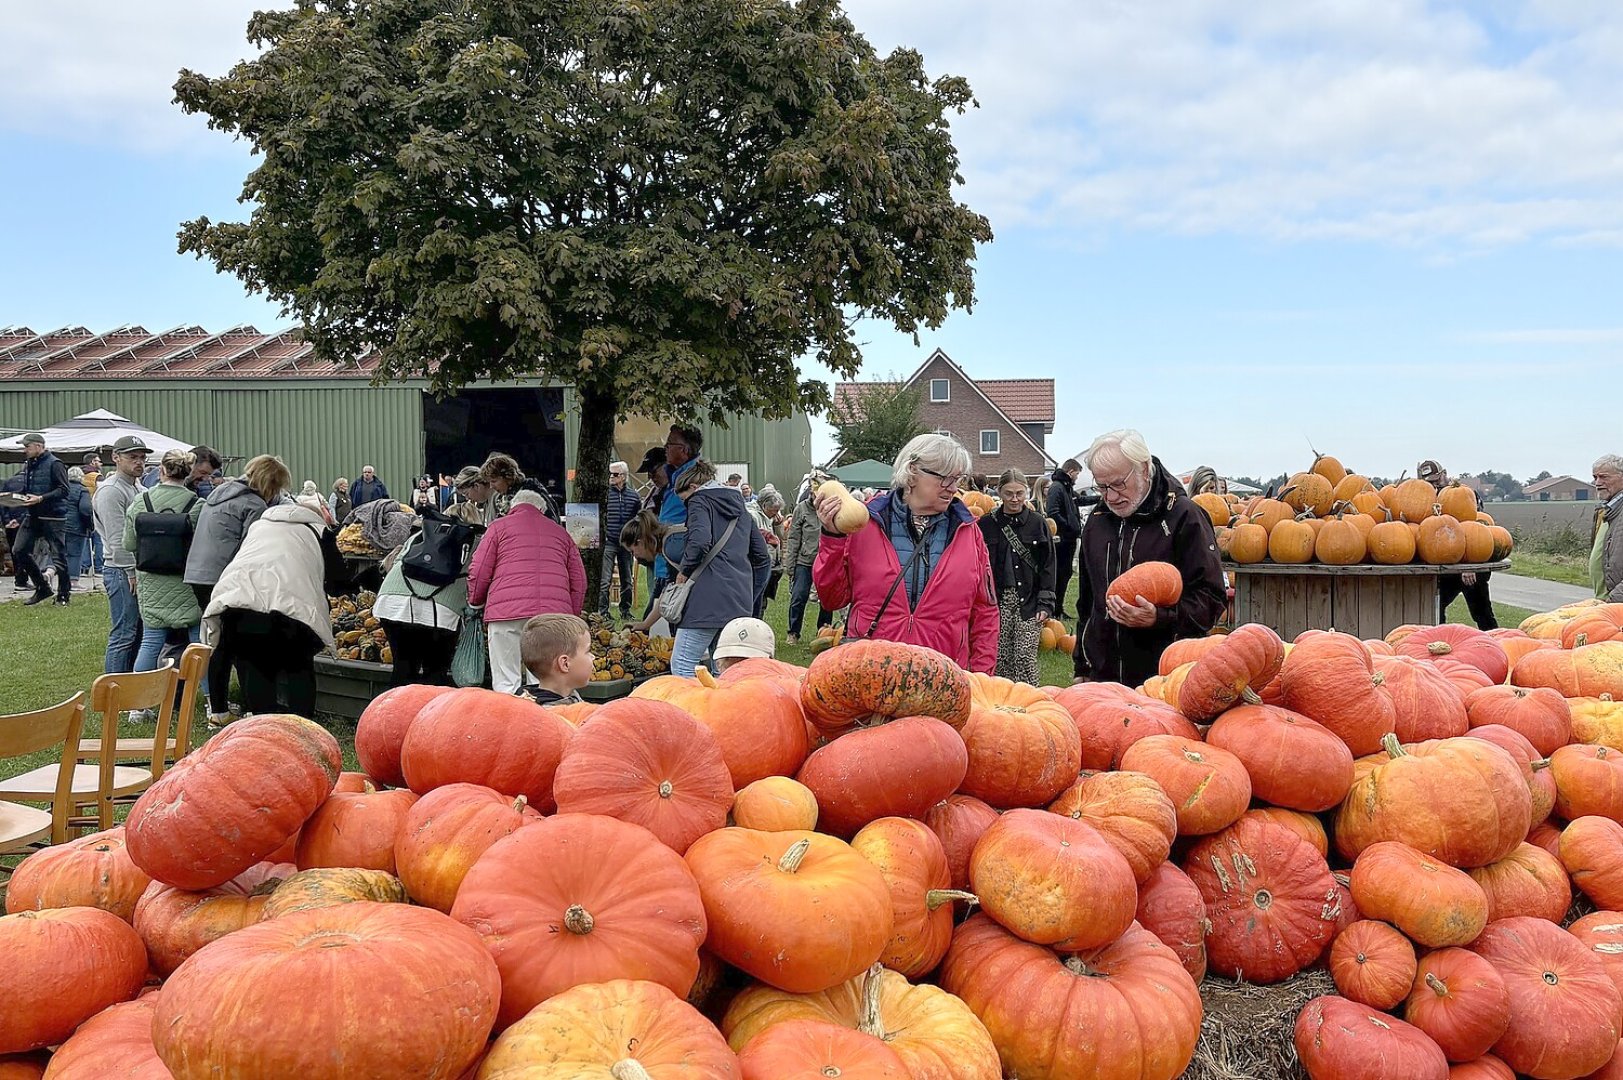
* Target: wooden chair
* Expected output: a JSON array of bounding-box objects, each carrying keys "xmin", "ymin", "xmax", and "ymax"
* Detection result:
[
  {"xmin": 0, "ymin": 694, "xmax": 87, "ymax": 853},
  {"xmin": 77, "ymin": 645, "xmax": 210, "ymax": 771},
  {"xmin": 0, "ymin": 672, "xmax": 173, "ymax": 834}
]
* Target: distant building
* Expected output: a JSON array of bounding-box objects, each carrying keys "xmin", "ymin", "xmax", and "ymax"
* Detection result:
[
  {"xmin": 1523, "ymin": 474, "xmax": 1592, "ymax": 502},
  {"xmin": 830, "ymin": 349, "xmax": 1055, "ymax": 479}
]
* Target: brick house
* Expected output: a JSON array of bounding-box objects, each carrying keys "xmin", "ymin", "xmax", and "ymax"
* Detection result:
[
  {"xmin": 1523, "ymin": 474, "xmax": 1593, "ymax": 501},
  {"xmin": 830, "ymin": 350, "xmax": 1055, "ymax": 481}
]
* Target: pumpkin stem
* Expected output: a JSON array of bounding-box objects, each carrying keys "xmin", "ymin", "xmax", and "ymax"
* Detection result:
[
  {"xmin": 512, "ymin": 794, "xmax": 529, "ymax": 814},
  {"xmin": 609, "ymin": 1061, "xmax": 652, "ymax": 1080},
  {"xmin": 1062, "ymin": 956, "xmax": 1103, "ymax": 979},
  {"xmin": 695, "ymin": 666, "xmax": 718, "ymax": 689},
  {"xmin": 563, "ymin": 904, "xmax": 595, "ymax": 935},
  {"xmin": 925, "ymin": 889, "xmax": 980, "ymax": 911},
  {"xmin": 657, "ymin": 780, "xmax": 674, "ymax": 799},
  {"xmin": 857, "ymin": 962, "xmax": 888, "ymax": 1039},
  {"xmin": 1425, "ymin": 972, "xmax": 1447, "ymax": 996},
  {"xmin": 1576, "ymin": 633, "xmax": 1589, "ymax": 648},
  {"xmin": 1425, "ymin": 641, "xmax": 1452, "ymax": 656},
  {"xmin": 1381, "ymin": 733, "xmax": 1406, "ymax": 759},
  {"xmin": 1240, "ymin": 686, "xmax": 1262, "ymax": 706},
  {"xmin": 1531, "ymin": 758, "xmax": 1551, "ymax": 772},
  {"xmin": 361, "ymin": 779, "xmax": 375, "ymax": 794},
  {"xmin": 778, "ymin": 838, "xmax": 812, "ymax": 873}
]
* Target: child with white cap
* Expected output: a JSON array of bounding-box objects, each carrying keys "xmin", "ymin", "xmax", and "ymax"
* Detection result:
[{"xmin": 711, "ymin": 616, "xmax": 776, "ymax": 673}]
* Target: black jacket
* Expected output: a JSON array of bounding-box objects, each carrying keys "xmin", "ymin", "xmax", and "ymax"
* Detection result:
[
  {"xmin": 20, "ymin": 451, "xmax": 70, "ymax": 520},
  {"xmin": 1046, "ymin": 468, "xmax": 1083, "ymax": 541},
  {"xmin": 980, "ymin": 506, "xmax": 1056, "ymax": 620},
  {"xmin": 1072, "ymin": 458, "xmax": 1226, "ymax": 687},
  {"xmin": 64, "ymin": 480, "xmax": 94, "ymax": 536}
]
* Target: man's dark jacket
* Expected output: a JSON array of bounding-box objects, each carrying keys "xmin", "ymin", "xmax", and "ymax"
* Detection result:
[
  {"xmin": 1046, "ymin": 468, "xmax": 1082, "ymax": 541},
  {"xmin": 20, "ymin": 451, "xmax": 70, "ymax": 519},
  {"xmin": 1072, "ymin": 458, "xmax": 1226, "ymax": 687}
]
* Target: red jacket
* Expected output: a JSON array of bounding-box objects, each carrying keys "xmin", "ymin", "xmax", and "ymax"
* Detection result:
[
  {"xmin": 813, "ymin": 493, "xmax": 999, "ymax": 672},
  {"xmin": 467, "ymin": 503, "xmax": 587, "ymax": 622}
]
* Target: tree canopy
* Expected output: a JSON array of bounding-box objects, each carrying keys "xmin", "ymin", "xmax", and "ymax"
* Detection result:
[
  {"xmin": 174, "ymin": 0, "xmax": 992, "ymax": 451},
  {"xmin": 828, "ymin": 376, "xmax": 928, "ymax": 466}
]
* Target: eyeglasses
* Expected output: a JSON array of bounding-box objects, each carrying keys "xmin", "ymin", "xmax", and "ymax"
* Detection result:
[
  {"xmin": 1095, "ymin": 473, "xmax": 1139, "ymax": 496},
  {"xmin": 916, "ymin": 465, "xmax": 961, "ymax": 491}
]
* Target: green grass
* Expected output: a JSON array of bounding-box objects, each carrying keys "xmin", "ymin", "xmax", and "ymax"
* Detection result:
[
  {"xmin": 1444, "ymin": 597, "xmax": 1534, "ymax": 631},
  {"xmin": 1510, "ymin": 552, "xmax": 1592, "ymax": 588}
]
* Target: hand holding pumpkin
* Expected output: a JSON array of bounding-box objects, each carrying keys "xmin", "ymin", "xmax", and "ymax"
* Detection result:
[
  {"xmin": 814, "ymin": 491, "xmax": 845, "ymax": 532},
  {"xmin": 1107, "ymin": 594, "xmax": 1158, "ymax": 628}
]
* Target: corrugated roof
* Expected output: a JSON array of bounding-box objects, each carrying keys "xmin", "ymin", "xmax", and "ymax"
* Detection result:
[{"xmin": 0, "ymin": 326, "xmax": 381, "ymax": 380}]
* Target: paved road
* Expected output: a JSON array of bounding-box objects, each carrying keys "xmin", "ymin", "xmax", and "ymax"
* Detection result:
[{"xmin": 1489, "ymin": 572, "xmax": 1592, "ymax": 613}]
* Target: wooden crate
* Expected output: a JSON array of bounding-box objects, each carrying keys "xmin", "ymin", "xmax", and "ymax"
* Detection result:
[
  {"xmin": 313, "ymin": 656, "xmax": 394, "ymax": 720},
  {"xmin": 1225, "ymin": 561, "xmax": 1509, "ymax": 641}
]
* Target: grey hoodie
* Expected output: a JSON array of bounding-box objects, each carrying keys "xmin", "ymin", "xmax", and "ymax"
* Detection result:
[
  {"xmin": 676, "ymin": 482, "xmax": 772, "ymax": 629},
  {"xmin": 184, "ymin": 478, "xmax": 270, "ymax": 587}
]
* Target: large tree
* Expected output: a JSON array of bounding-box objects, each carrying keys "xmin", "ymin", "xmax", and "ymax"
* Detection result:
[
  {"xmin": 828, "ymin": 375, "xmax": 927, "ymax": 466},
  {"xmin": 175, "ymin": 0, "xmax": 992, "ymax": 549}
]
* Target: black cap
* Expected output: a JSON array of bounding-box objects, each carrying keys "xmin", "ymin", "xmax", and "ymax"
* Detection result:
[{"xmin": 636, "ymin": 447, "xmax": 666, "ymax": 475}]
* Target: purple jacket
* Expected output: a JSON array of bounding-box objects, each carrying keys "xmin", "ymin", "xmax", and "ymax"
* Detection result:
[{"xmin": 467, "ymin": 503, "xmax": 586, "ymax": 622}]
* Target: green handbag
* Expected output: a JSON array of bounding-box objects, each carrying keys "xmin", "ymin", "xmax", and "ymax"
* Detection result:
[{"xmin": 451, "ymin": 606, "xmax": 487, "ymax": 688}]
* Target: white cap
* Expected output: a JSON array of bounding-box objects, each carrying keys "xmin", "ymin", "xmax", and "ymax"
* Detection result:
[{"xmin": 712, "ymin": 617, "xmax": 776, "ymax": 661}]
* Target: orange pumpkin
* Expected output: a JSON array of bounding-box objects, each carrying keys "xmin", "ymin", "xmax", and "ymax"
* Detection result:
[
  {"xmin": 1184, "ymin": 816, "xmax": 1340, "ymax": 984},
  {"xmin": 393, "ymin": 782, "xmax": 541, "ymax": 913},
  {"xmin": 1244, "ymin": 807, "xmax": 1330, "ymax": 857},
  {"xmin": 42, "ymin": 993, "xmax": 166, "ymax": 1079},
  {"xmin": 125, "ymin": 714, "xmax": 341, "ymax": 891},
  {"xmin": 850, "ymin": 818, "xmax": 973, "ymax": 979},
  {"xmin": 1335, "ymin": 734, "xmax": 1531, "ymax": 868},
  {"xmin": 0, "ymin": 907, "xmax": 147, "ymax": 1055},
  {"xmin": 1350, "ymin": 841, "xmax": 1489, "ymax": 948},
  {"xmin": 635, "ymin": 665, "xmax": 810, "ymax": 786},
  {"xmin": 721, "ymin": 963, "xmax": 1001, "ymax": 1080},
  {"xmin": 1312, "ymin": 453, "xmax": 1349, "ymax": 486},
  {"xmin": 1465, "ymin": 685, "xmax": 1571, "ymax": 757},
  {"xmin": 969, "ymin": 809, "xmax": 1135, "ymax": 950},
  {"xmin": 1106, "ymin": 561, "xmax": 1183, "ymax": 608},
  {"xmin": 479, "ymin": 978, "xmax": 740, "ymax": 1077},
  {"xmin": 133, "ymin": 861, "xmax": 294, "ymax": 975},
  {"xmin": 686, "ymin": 829, "xmax": 892, "ymax": 994},
  {"xmin": 1281, "ymin": 631, "xmax": 1398, "ymax": 756},
  {"xmin": 1177, "ymin": 623, "xmax": 1286, "ymax": 721},
  {"xmin": 295, "ymin": 782, "xmax": 419, "ymax": 874},
  {"xmin": 1398, "ymin": 624, "xmax": 1511, "ymax": 684},
  {"xmin": 1227, "ymin": 522, "xmax": 1269, "ymax": 563},
  {"xmin": 1192, "ymin": 492, "xmax": 1231, "ymax": 528},
  {"xmin": 1465, "ymin": 724, "xmax": 1556, "ymax": 829},
  {"xmin": 1368, "ymin": 519, "xmax": 1419, "ymax": 564},
  {"xmin": 552, "ymin": 697, "xmax": 734, "ymax": 854},
  {"xmin": 1512, "ymin": 641, "xmax": 1623, "ymax": 699},
  {"xmin": 1561, "ymin": 816, "xmax": 1623, "ymax": 909},
  {"xmin": 1047, "ymin": 770, "xmax": 1176, "ymax": 884},
  {"xmin": 258, "ymin": 867, "xmax": 408, "ymax": 920},
  {"xmin": 733, "ymin": 777, "xmax": 819, "ymax": 832},
  {"xmin": 354, "ymin": 683, "xmax": 456, "ymax": 788},
  {"xmin": 797, "ymin": 715, "xmax": 967, "ymax": 837},
  {"xmin": 737, "ymin": 1020, "xmax": 907, "ymax": 1080},
  {"xmin": 1439, "ymin": 482, "xmax": 1478, "ymax": 522},
  {"xmin": 1403, "ymin": 947, "xmax": 1510, "ymax": 1065},
  {"xmin": 400, "ymin": 688, "xmax": 574, "ymax": 812},
  {"xmin": 1119, "ymin": 735, "xmax": 1251, "ymax": 835},
  {"xmin": 940, "ymin": 914, "xmax": 1201, "ymax": 1080},
  {"xmin": 1267, "ymin": 518, "xmax": 1316, "ymax": 563},
  {"xmin": 1376, "ymin": 654, "xmax": 1469, "ymax": 742},
  {"xmin": 1459, "ymin": 520, "xmax": 1496, "ymax": 564},
  {"xmin": 1206, "ymin": 702, "xmax": 1354, "ymax": 811},
  {"xmin": 797, "ymin": 639, "xmax": 972, "ymax": 735},
  {"xmin": 452, "ymin": 813, "xmax": 708, "ymax": 1027},
  {"xmin": 1418, "ymin": 515, "xmax": 1468, "ymax": 565},
  {"xmin": 1050, "ymin": 681, "xmax": 1199, "ymax": 769},
  {"xmin": 1332, "ymin": 472, "xmax": 1373, "ymax": 503},
  {"xmin": 1390, "ymin": 478, "xmax": 1440, "ymax": 523},
  {"xmin": 1134, "ymin": 861, "xmax": 1208, "ymax": 982},
  {"xmin": 4, "ymin": 826, "xmax": 151, "ymax": 922},
  {"xmin": 1294, "ymin": 996, "xmax": 1448, "ymax": 1080},
  {"xmin": 1551, "ymin": 743, "xmax": 1623, "ymax": 821},
  {"xmin": 1283, "ymin": 472, "xmax": 1336, "ymax": 517},
  {"xmin": 1330, "ymin": 919, "xmax": 1417, "ymax": 1010},
  {"xmin": 958, "ymin": 675, "xmax": 1081, "ymax": 809},
  {"xmin": 1316, "ymin": 516, "xmax": 1367, "ymax": 565},
  {"xmin": 1158, "ymin": 635, "xmax": 1225, "ymax": 675},
  {"xmin": 1563, "ymin": 605, "xmax": 1623, "ymax": 649},
  {"xmin": 923, "ymin": 795, "xmax": 1001, "ymax": 893},
  {"xmin": 1569, "ymin": 912, "xmax": 1623, "ymax": 1015},
  {"xmin": 1248, "ymin": 498, "xmax": 1295, "ymax": 534},
  {"xmin": 1466, "ymin": 842, "xmax": 1570, "ymax": 924},
  {"xmin": 1572, "ymin": 694, "xmax": 1623, "ymax": 749}
]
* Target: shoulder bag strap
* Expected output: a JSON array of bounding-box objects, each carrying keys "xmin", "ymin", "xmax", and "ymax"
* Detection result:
[
  {"xmin": 684, "ymin": 517, "xmax": 738, "ymax": 585},
  {"xmin": 143, "ymin": 493, "xmax": 155, "ymax": 513},
  {"xmin": 864, "ymin": 540, "xmax": 929, "ymax": 640},
  {"xmin": 999, "ymin": 518, "xmax": 1039, "ymax": 570}
]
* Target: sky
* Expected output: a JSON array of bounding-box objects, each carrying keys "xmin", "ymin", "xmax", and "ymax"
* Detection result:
[{"xmin": 2, "ymin": 1, "xmax": 1620, "ymax": 481}]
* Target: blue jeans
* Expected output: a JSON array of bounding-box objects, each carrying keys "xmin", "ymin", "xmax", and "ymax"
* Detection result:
[
  {"xmin": 91, "ymin": 532, "xmax": 105, "ymax": 574},
  {"xmin": 671, "ymin": 627, "xmax": 721, "ymax": 678},
  {"xmin": 103, "ymin": 567, "xmax": 142, "ymax": 673},
  {"xmin": 66, "ymin": 533, "xmax": 88, "ymax": 578},
  {"xmin": 135, "ymin": 623, "xmax": 200, "ymax": 673},
  {"xmin": 787, "ymin": 563, "xmax": 832, "ymax": 636}
]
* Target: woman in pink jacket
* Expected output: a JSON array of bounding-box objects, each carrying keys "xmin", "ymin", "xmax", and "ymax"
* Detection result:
[
  {"xmin": 468, "ymin": 488, "xmax": 587, "ymax": 693},
  {"xmin": 813, "ymin": 433, "xmax": 999, "ymax": 672}
]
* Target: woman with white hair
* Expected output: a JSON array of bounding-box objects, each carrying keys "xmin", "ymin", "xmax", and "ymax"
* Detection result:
[
  {"xmin": 813, "ymin": 432, "xmax": 999, "ymax": 672},
  {"xmin": 1072, "ymin": 429, "xmax": 1226, "ymax": 687},
  {"xmin": 467, "ymin": 487, "xmax": 587, "ymax": 693}
]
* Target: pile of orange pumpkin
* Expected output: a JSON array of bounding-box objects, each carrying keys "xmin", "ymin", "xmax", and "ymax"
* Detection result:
[
  {"xmin": 1207, "ymin": 452, "xmax": 1515, "ymax": 567},
  {"xmin": 7, "ymin": 605, "xmax": 1623, "ymax": 1079}
]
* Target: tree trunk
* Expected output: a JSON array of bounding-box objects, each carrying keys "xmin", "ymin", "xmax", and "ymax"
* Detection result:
[{"xmin": 574, "ymin": 382, "xmax": 619, "ymax": 615}]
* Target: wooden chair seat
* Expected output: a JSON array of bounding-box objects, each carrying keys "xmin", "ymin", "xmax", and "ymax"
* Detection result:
[
  {"xmin": 0, "ymin": 800, "xmax": 52, "ymax": 851},
  {"xmin": 0, "ymin": 763, "xmax": 153, "ymax": 801},
  {"xmin": 78, "ymin": 647, "xmax": 207, "ymax": 771},
  {"xmin": 75, "ymin": 735, "xmax": 179, "ymax": 760}
]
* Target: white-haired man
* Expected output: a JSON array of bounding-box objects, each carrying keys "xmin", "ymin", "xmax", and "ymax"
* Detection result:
[
  {"xmin": 599, "ymin": 460, "xmax": 643, "ymax": 620},
  {"xmin": 1072, "ymin": 429, "xmax": 1226, "ymax": 687},
  {"xmin": 1592, "ymin": 454, "xmax": 1623, "ymax": 601}
]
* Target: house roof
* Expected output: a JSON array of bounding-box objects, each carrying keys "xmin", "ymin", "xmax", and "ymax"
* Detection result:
[
  {"xmin": 0, "ymin": 325, "xmax": 382, "ymax": 380},
  {"xmin": 1523, "ymin": 474, "xmax": 1582, "ymax": 495}
]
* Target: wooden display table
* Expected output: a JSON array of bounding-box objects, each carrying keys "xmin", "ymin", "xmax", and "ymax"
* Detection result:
[{"xmin": 1223, "ymin": 560, "xmax": 1510, "ymax": 641}]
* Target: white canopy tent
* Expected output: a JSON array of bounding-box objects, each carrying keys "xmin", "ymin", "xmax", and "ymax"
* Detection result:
[{"xmin": 0, "ymin": 409, "xmax": 203, "ymax": 465}]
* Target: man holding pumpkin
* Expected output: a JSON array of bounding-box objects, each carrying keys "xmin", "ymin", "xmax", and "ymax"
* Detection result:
[{"xmin": 1071, "ymin": 429, "xmax": 1226, "ymax": 688}]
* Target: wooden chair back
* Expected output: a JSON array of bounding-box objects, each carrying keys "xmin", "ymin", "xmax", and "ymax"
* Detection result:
[
  {"xmin": 0, "ymin": 694, "xmax": 87, "ymax": 845},
  {"xmin": 88, "ymin": 665, "xmax": 180, "ymax": 781},
  {"xmin": 170, "ymin": 643, "xmax": 212, "ymax": 763}
]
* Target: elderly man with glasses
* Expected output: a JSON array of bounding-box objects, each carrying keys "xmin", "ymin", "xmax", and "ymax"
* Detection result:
[
  {"xmin": 1591, "ymin": 455, "xmax": 1623, "ymax": 601},
  {"xmin": 599, "ymin": 460, "xmax": 644, "ymax": 620},
  {"xmin": 1071, "ymin": 429, "xmax": 1226, "ymax": 688}
]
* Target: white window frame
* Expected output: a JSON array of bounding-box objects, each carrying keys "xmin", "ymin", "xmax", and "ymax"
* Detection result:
[
  {"xmin": 929, "ymin": 378, "xmax": 950, "ymax": 403},
  {"xmin": 980, "ymin": 429, "xmax": 1000, "ymax": 455}
]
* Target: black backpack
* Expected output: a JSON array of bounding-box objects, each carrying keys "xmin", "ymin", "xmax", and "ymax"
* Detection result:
[
  {"xmin": 400, "ymin": 506, "xmax": 477, "ymax": 591},
  {"xmin": 133, "ymin": 492, "xmax": 198, "ymax": 574}
]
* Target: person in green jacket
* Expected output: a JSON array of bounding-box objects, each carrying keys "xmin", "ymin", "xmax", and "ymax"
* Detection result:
[{"xmin": 125, "ymin": 449, "xmax": 207, "ymax": 673}]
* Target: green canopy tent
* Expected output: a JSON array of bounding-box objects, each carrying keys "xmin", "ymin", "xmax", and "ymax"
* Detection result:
[{"xmin": 830, "ymin": 458, "xmax": 894, "ymax": 488}]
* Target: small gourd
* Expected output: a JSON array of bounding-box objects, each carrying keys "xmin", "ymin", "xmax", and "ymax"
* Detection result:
[{"xmin": 816, "ymin": 479, "xmax": 871, "ymax": 535}]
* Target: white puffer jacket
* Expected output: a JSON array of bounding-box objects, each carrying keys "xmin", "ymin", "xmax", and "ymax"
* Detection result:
[{"xmin": 203, "ymin": 503, "xmax": 335, "ymax": 650}]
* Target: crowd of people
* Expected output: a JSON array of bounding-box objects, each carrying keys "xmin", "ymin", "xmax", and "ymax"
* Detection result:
[{"xmin": 13, "ymin": 417, "xmax": 1623, "ymax": 718}]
